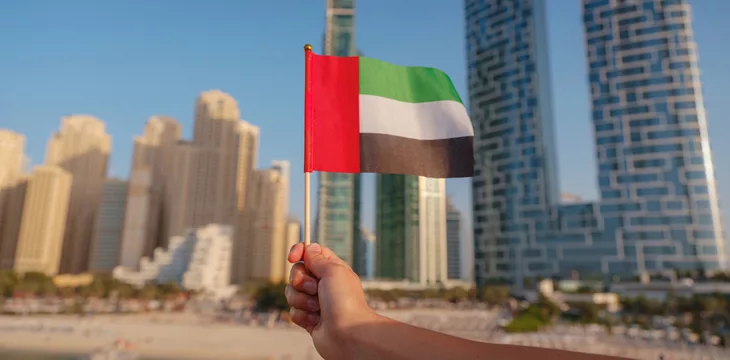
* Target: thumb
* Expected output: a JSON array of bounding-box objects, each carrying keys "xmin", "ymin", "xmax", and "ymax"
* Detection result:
[{"xmin": 303, "ymin": 243, "xmax": 341, "ymax": 279}]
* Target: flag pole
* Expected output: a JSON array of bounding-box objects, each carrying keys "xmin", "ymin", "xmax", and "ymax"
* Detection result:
[{"xmin": 304, "ymin": 43, "xmax": 313, "ymax": 246}]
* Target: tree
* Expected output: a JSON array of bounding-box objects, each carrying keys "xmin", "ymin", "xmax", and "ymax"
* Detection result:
[
  {"xmin": 0, "ymin": 269, "xmax": 19, "ymax": 297},
  {"xmin": 254, "ymin": 282, "xmax": 288, "ymax": 311},
  {"xmin": 138, "ymin": 284, "xmax": 159, "ymax": 300},
  {"xmin": 480, "ymin": 286, "xmax": 509, "ymax": 306}
]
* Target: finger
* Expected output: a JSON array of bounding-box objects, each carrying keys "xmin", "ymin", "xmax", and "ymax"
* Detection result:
[
  {"xmin": 288, "ymin": 242, "xmax": 305, "ymax": 264},
  {"xmin": 289, "ymin": 308, "xmax": 320, "ymax": 331},
  {"xmin": 289, "ymin": 263, "xmax": 318, "ymax": 295},
  {"xmin": 304, "ymin": 243, "xmax": 348, "ymax": 278},
  {"xmin": 285, "ymin": 285, "xmax": 320, "ymax": 312}
]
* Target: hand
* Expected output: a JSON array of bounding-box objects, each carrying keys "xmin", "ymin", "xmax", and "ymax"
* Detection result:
[{"xmin": 286, "ymin": 242, "xmax": 376, "ymax": 358}]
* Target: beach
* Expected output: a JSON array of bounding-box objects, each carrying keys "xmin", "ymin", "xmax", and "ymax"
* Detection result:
[{"xmin": 0, "ymin": 313, "xmax": 320, "ymax": 360}]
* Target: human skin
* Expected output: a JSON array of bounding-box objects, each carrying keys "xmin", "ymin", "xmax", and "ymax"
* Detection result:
[{"xmin": 286, "ymin": 243, "xmax": 627, "ymax": 360}]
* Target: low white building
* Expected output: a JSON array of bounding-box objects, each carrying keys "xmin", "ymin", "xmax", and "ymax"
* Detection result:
[
  {"xmin": 182, "ymin": 225, "xmax": 237, "ymax": 299},
  {"xmin": 113, "ymin": 224, "xmax": 236, "ymax": 299}
]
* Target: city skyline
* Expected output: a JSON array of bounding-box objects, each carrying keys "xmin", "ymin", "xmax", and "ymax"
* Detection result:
[{"xmin": 3, "ymin": 1, "xmax": 730, "ymax": 239}]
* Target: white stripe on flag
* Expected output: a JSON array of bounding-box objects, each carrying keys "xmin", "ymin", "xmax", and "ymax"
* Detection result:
[{"xmin": 359, "ymin": 95, "xmax": 473, "ymax": 141}]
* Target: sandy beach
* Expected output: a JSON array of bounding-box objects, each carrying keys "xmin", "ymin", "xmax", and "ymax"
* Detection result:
[{"xmin": 0, "ymin": 313, "xmax": 321, "ymax": 360}]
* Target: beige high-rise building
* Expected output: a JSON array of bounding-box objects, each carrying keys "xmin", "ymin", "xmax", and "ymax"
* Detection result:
[
  {"xmin": 234, "ymin": 161, "xmax": 290, "ymax": 285},
  {"xmin": 186, "ymin": 90, "xmax": 242, "ymax": 228},
  {"xmin": 14, "ymin": 166, "xmax": 72, "ymax": 275},
  {"xmin": 166, "ymin": 141, "xmax": 196, "ymax": 241},
  {"xmin": 283, "ymin": 218, "xmax": 301, "ymax": 283},
  {"xmin": 119, "ymin": 116, "xmax": 181, "ymax": 268},
  {"xmin": 0, "ymin": 130, "xmax": 27, "ymax": 268},
  {"xmin": 46, "ymin": 115, "xmax": 111, "ymax": 274},
  {"xmin": 236, "ymin": 121, "xmax": 259, "ymax": 212}
]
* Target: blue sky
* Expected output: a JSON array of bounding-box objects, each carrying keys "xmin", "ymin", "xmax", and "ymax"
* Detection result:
[{"xmin": 1, "ymin": 0, "xmax": 730, "ymax": 237}]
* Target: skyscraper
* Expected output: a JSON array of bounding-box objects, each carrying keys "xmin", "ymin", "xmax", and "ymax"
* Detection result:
[
  {"xmin": 446, "ymin": 199, "xmax": 462, "ymax": 280},
  {"xmin": 284, "ymin": 218, "xmax": 302, "ymax": 282},
  {"xmin": 120, "ymin": 116, "xmax": 181, "ymax": 263},
  {"xmin": 376, "ymin": 176, "xmax": 447, "ymax": 284},
  {"xmin": 14, "ymin": 166, "xmax": 72, "ymax": 275},
  {"xmin": 234, "ymin": 161, "xmax": 290, "ymax": 284},
  {"xmin": 359, "ymin": 227, "xmax": 376, "ymax": 280},
  {"xmin": 315, "ymin": 0, "xmax": 361, "ymax": 272},
  {"xmin": 466, "ymin": 0, "xmax": 727, "ymax": 286},
  {"xmin": 582, "ymin": 0, "xmax": 726, "ymax": 273},
  {"xmin": 0, "ymin": 130, "xmax": 27, "ymax": 268},
  {"xmin": 187, "ymin": 90, "xmax": 243, "ymax": 228},
  {"xmin": 90, "ymin": 179, "xmax": 128, "ymax": 273},
  {"xmin": 46, "ymin": 115, "xmax": 111, "ymax": 274},
  {"xmin": 466, "ymin": 0, "xmax": 560, "ymax": 286}
]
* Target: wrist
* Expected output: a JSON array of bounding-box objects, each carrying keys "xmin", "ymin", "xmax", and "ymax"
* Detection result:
[{"xmin": 335, "ymin": 310, "xmax": 389, "ymax": 358}]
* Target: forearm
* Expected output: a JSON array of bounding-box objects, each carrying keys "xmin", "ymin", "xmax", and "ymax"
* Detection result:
[{"xmin": 338, "ymin": 313, "xmax": 626, "ymax": 360}]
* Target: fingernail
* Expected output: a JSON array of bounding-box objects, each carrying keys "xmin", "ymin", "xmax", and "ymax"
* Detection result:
[
  {"xmin": 307, "ymin": 313, "xmax": 320, "ymax": 324},
  {"xmin": 303, "ymin": 281, "xmax": 316, "ymax": 294},
  {"xmin": 307, "ymin": 243, "xmax": 321, "ymax": 253},
  {"xmin": 306, "ymin": 298, "xmax": 319, "ymax": 311}
]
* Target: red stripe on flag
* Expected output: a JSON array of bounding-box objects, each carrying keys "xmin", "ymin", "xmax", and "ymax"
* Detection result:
[{"xmin": 304, "ymin": 52, "xmax": 360, "ymax": 173}]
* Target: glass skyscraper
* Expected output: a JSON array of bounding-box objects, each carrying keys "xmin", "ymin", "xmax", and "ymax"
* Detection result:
[
  {"xmin": 466, "ymin": 0, "xmax": 726, "ymax": 287},
  {"xmin": 583, "ymin": 0, "xmax": 725, "ymax": 274},
  {"xmin": 314, "ymin": 0, "xmax": 362, "ymax": 273},
  {"xmin": 466, "ymin": 0, "xmax": 560, "ymax": 287},
  {"xmin": 376, "ymin": 175, "xmax": 447, "ymax": 284}
]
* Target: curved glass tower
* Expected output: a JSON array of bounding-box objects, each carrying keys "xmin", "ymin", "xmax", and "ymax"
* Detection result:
[{"xmin": 467, "ymin": 0, "xmax": 726, "ymax": 287}]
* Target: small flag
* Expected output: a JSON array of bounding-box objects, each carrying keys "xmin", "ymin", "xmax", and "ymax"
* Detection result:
[{"xmin": 304, "ymin": 52, "xmax": 474, "ymax": 178}]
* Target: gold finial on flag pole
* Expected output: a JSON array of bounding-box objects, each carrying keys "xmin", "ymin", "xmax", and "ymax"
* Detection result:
[{"xmin": 304, "ymin": 44, "xmax": 313, "ymax": 52}]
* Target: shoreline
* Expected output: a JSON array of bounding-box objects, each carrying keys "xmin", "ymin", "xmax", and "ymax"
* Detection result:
[{"xmin": 0, "ymin": 313, "xmax": 320, "ymax": 360}]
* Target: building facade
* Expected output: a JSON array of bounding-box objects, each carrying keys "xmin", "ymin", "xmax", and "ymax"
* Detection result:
[
  {"xmin": 0, "ymin": 130, "xmax": 27, "ymax": 268},
  {"xmin": 466, "ymin": 0, "xmax": 727, "ymax": 286},
  {"xmin": 315, "ymin": 0, "xmax": 362, "ymax": 272},
  {"xmin": 14, "ymin": 166, "xmax": 72, "ymax": 275},
  {"xmin": 466, "ymin": 0, "xmax": 559, "ymax": 286},
  {"xmin": 376, "ymin": 176, "xmax": 447, "ymax": 284},
  {"xmin": 45, "ymin": 115, "xmax": 111, "ymax": 274},
  {"xmin": 284, "ymin": 218, "xmax": 302, "ymax": 282},
  {"xmin": 90, "ymin": 179, "xmax": 128, "ymax": 273},
  {"xmin": 359, "ymin": 227, "xmax": 376, "ymax": 280},
  {"xmin": 182, "ymin": 224, "xmax": 237, "ymax": 299},
  {"xmin": 120, "ymin": 116, "xmax": 181, "ymax": 263},
  {"xmin": 582, "ymin": 0, "xmax": 726, "ymax": 273},
  {"xmin": 233, "ymin": 161, "xmax": 290, "ymax": 284},
  {"xmin": 446, "ymin": 199, "xmax": 462, "ymax": 280},
  {"xmin": 113, "ymin": 227, "xmax": 198, "ymax": 288}
]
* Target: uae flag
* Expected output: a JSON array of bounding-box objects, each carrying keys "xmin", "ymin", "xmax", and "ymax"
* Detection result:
[{"xmin": 304, "ymin": 52, "xmax": 474, "ymax": 178}]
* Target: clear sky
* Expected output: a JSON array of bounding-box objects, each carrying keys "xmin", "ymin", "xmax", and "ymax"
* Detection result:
[{"xmin": 2, "ymin": 0, "xmax": 730, "ymax": 241}]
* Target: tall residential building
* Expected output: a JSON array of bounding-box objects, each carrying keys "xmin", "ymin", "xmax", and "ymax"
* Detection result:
[
  {"xmin": 315, "ymin": 0, "xmax": 362, "ymax": 272},
  {"xmin": 376, "ymin": 176, "xmax": 447, "ymax": 284},
  {"xmin": 284, "ymin": 218, "xmax": 302, "ymax": 282},
  {"xmin": 359, "ymin": 227, "xmax": 376, "ymax": 279},
  {"xmin": 466, "ymin": 0, "xmax": 727, "ymax": 286},
  {"xmin": 466, "ymin": 0, "xmax": 560, "ymax": 287},
  {"xmin": 187, "ymin": 90, "xmax": 243, "ymax": 228},
  {"xmin": 446, "ymin": 199, "xmax": 462, "ymax": 280},
  {"xmin": 46, "ymin": 115, "xmax": 111, "ymax": 274},
  {"xmin": 234, "ymin": 161, "xmax": 290, "ymax": 284},
  {"xmin": 14, "ymin": 166, "xmax": 72, "ymax": 275},
  {"xmin": 0, "ymin": 130, "xmax": 27, "ymax": 268},
  {"xmin": 120, "ymin": 116, "xmax": 181, "ymax": 265},
  {"xmin": 119, "ymin": 168, "xmax": 153, "ymax": 269},
  {"xmin": 582, "ymin": 0, "xmax": 726, "ymax": 273},
  {"xmin": 90, "ymin": 179, "xmax": 128, "ymax": 273}
]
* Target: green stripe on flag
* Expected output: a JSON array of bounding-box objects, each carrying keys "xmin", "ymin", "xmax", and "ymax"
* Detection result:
[{"xmin": 358, "ymin": 57, "xmax": 463, "ymax": 104}]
